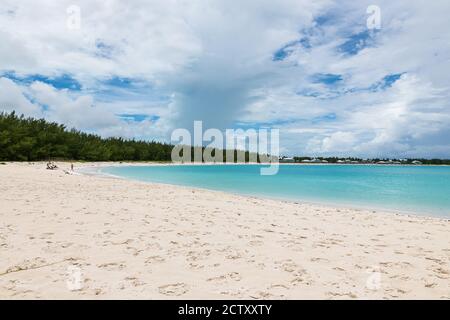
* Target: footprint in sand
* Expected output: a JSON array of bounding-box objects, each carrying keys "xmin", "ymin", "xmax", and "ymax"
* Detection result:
[
  {"xmin": 275, "ymin": 259, "xmax": 299, "ymax": 273},
  {"xmin": 275, "ymin": 259, "xmax": 313, "ymax": 286},
  {"xmin": 97, "ymin": 262, "xmax": 126, "ymax": 271},
  {"xmin": 158, "ymin": 283, "xmax": 188, "ymax": 296},
  {"xmin": 249, "ymin": 291, "xmax": 274, "ymax": 299},
  {"xmin": 326, "ymin": 291, "xmax": 358, "ymax": 299},
  {"xmin": 186, "ymin": 249, "xmax": 211, "ymax": 262},
  {"xmin": 249, "ymin": 240, "xmax": 264, "ymax": 246},
  {"xmin": 433, "ymin": 267, "xmax": 449, "ymax": 279},
  {"xmin": 145, "ymin": 255, "xmax": 165, "ymax": 264},
  {"xmin": 207, "ymin": 272, "xmax": 242, "ymax": 283},
  {"xmin": 124, "ymin": 276, "xmax": 145, "ymax": 287},
  {"xmin": 311, "ymin": 257, "xmax": 330, "ymax": 263},
  {"xmin": 424, "ymin": 282, "xmax": 437, "ymax": 288}
]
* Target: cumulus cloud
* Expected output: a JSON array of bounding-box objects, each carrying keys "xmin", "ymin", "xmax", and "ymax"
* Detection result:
[
  {"xmin": 0, "ymin": 77, "xmax": 167, "ymax": 140},
  {"xmin": 0, "ymin": 78, "xmax": 40, "ymax": 116},
  {"xmin": 0, "ymin": 0, "xmax": 449, "ymax": 157}
]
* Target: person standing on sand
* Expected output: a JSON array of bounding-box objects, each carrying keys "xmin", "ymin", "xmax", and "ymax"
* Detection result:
[{"xmin": 71, "ymin": 163, "xmax": 74, "ymax": 171}]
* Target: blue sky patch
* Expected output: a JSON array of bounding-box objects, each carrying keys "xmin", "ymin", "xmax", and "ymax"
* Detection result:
[
  {"xmin": 92, "ymin": 76, "xmax": 170, "ymax": 105},
  {"xmin": 311, "ymin": 73, "xmax": 343, "ymax": 85},
  {"xmin": 272, "ymin": 38, "xmax": 310, "ymax": 61},
  {"xmin": 104, "ymin": 76, "xmax": 134, "ymax": 88},
  {"xmin": 118, "ymin": 114, "xmax": 160, "ymax": 122},
  {"xmin": 338, "ymin": 30, "xmax": 377, "ymax": 56},
  {"xmin": 312, "ymin": 113, "xmax": 336, "ymax": 124},
  {"xmin": 2, "ymin": 72, "xmax": 82, "ymax": 90},
  {"xmin": 298, "ymin": 72, "xmax": 405, "ymax": 99},
  {"xmin": 273, "ymin": 43, "xmax": 294, "ymax": 61},
  {"xmin": 369, "ymin": 73, "xmax": 405, "ymax": 91},
  {"xmin": 381, "ymin": 73, "xmax": 403, "ymax": 88},
  {"xmin": 314, "ymin": 11, "xmax": 338, "ymax": 27},
  {"xmin": 233, "ymin": 119, "xmax": 301, "ymax": 130}
]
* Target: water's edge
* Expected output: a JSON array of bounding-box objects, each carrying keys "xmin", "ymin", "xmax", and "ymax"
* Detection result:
[{"xmin": 78, "ymin": 164, "xmax": 450, "ymax": 221}]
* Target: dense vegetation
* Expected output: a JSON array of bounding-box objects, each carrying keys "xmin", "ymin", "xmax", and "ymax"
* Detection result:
[
  {"xmin": 0, "ymin": 112, "xmax": 174, "ymax": 161},
  {"xmin": 0, "ymin": 112, "xmax": 261, "ymax": 162}
]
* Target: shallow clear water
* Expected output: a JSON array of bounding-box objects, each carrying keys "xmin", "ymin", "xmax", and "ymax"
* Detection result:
[{"xmin": 101, "ymin": 164, "xmax": 450, "ymax": 217}]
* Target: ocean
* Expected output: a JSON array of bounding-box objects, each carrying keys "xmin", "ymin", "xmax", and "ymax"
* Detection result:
[{"xmin": 100, "ymin": 164, "xmax": 450, "ymax": 217}]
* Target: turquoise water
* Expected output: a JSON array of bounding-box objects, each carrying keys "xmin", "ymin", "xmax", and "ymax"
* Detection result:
[{"xmin": 101, "ymin": 165, "xmax": 450, "ymax": 217}]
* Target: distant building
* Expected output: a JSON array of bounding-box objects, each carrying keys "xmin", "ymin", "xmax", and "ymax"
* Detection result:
[
  {"xmin": 412, "ymin": 160, "xmax": 422, "ymax": 165},
  {"xmin": 300, "ymin": 158, "xmax": 326, "ymax": 163},
  {"xmin": 279, "ymin": 156, "xmax": 295, "ymax": 163}
]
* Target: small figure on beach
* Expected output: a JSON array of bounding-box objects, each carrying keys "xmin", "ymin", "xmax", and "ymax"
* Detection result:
[
  {"xmin": 46, "ymin": 161, "xmax": 58, "ymax": 170},
  {"xmin": 71, "ymin": 163, "xmax": 74, "ymax": 171}
]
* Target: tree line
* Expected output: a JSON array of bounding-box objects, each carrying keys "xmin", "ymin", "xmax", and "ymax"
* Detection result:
[{"xmin": 0, "ymin": 112, "xmax": 261, "ymax": 162}]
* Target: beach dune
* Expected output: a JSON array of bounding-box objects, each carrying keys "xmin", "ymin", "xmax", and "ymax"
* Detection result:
[{"xmin": 0, "ymin": 162, "xmax": 449, "ymax": 299}]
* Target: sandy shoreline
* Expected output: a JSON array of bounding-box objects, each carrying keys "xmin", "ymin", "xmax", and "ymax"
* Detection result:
[
  {"xmin": 79, "ymin": 162, "xmax": 450, "ymax": 219},
  {"xmin": 0, "ymin": 162, "xmax": 449, "ymax": 299}
]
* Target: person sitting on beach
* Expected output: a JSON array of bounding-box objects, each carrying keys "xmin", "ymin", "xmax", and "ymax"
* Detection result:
[{"xmin": 46, "ymin": 162, "xmax": 58, "ymax": 170}]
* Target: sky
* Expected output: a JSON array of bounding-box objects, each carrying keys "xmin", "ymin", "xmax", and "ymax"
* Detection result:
[{"xmin": 0, "ymin": 0, "xmax": 449, "ymax": 158}]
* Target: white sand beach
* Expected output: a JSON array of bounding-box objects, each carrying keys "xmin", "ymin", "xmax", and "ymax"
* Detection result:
[{"xmin": 0, "ymin": 162, "xmax": 449, "ymax": 299}]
